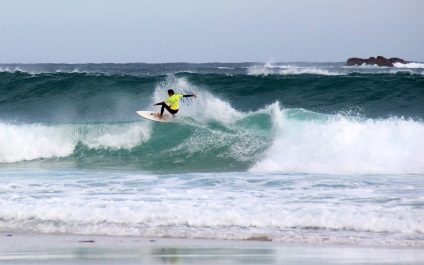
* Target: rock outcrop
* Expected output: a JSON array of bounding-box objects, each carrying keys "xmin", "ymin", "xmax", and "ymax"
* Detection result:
[{"xmin": 346, "ymin": 56, "xmax": 408, "ymax": 67}]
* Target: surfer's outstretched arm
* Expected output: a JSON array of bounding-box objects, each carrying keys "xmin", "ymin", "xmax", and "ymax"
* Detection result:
[
  {"xmin": 154, "ymin": 102, "xmax": 165, "ymax": 106},
  {"xmin": 183, "ymin": 94, "xmax": 196, "ymax": 98}
]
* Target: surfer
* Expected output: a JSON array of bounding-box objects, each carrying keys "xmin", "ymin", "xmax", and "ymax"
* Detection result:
[{"xmin": 154, "ymin": 89, "xmax": 196, "ymax": 117}]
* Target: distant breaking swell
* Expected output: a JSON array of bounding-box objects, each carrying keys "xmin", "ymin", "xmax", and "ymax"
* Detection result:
[{"xmin": 1, "ymin": 104, "xmax": 424, "ymax": 174}]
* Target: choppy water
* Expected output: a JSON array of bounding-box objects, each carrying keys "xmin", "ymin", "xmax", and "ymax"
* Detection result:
[{"xmin": 0, "ymin": 62, "xmax": 423, "ymax": 247}]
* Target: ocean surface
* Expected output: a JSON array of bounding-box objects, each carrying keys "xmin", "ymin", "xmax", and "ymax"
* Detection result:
[{"xmin": 0, "ymin": 62, "xmax": 423, "ymax": 247}]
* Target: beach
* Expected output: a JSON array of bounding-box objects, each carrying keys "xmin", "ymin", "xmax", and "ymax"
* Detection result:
[{"xmin": 2, "ymin": 232, "xmax": 424, "ymax": 265}]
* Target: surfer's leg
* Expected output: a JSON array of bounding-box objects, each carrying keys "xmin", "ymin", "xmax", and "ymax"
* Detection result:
[
  {"xmin": 160, "ymin": 103, "xmax": 166, "ymax": 116},
  {"xmin": 159, "ymin": 103, "xmax": 174, "ymax": 116}
]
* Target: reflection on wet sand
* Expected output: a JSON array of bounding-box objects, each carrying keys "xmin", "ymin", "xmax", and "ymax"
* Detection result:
[
  {"xmin": 1, "ymin": 234, "xmax": 423, "ymax": 265},
  {"xmin": 151, "ymin": 247, "xmax": 274, "ymax": 264}
]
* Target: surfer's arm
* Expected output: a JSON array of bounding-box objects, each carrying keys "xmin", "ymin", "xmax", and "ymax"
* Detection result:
[
  {"xmin": 154, "ymin": 102, "xmax": 165, "ymax": 106},
  {"xmin": 183, "ymin": 94, "xmax": 196, "ymax": 98}
]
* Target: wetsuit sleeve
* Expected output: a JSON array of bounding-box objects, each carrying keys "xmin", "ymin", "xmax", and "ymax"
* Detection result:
[{"xmin": 183, "ymin": 94, "xmax": 194, "ymax": 98}]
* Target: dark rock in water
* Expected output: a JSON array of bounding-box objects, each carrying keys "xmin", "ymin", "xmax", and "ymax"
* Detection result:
[
  {"xmin": 389, "ymin": 57, "xmax": 408, "ymax": 64},
  {"xmin": 346, "ymin": 57, "xmax": 366, "ymax": 66},
  {"xmin": 346, "ymin": 56, "xmax": 408, "ymax": 67}
]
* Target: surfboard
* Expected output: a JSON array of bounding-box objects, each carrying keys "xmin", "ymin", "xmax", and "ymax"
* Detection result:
[{"xmin": 136, "ymin": 111, "xmax": 172, "ymax": 123}]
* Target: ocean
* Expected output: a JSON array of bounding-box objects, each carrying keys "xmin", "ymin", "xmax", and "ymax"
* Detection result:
[{"xmin": 0, "ymin": 62, "xmax": 423, "ymax": 248}]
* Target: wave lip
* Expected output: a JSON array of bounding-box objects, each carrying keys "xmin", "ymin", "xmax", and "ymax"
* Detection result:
[{"xmin": 0, "ymin": 66, "xmax": 26, "ymax": 73}]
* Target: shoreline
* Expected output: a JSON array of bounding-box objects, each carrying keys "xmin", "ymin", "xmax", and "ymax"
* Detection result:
[{"xmin": 1, "ymin": 232, "xmax": 423, "ymax": 265}]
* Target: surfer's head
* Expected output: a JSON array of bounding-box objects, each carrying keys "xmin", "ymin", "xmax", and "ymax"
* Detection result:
[{"xmin": 167, "ymin": 89, "xmax": 174, "ymax": 96}]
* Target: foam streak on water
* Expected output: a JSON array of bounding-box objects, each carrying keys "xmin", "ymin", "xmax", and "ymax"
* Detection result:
[{"xmin": 0, "ymin": 170, "xmax": 423, "ymax": 247}]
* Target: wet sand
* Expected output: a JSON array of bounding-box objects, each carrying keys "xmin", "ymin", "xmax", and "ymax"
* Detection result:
[{"xmin": 1, "ymin": 233, "xmax": 423, "ymax": 265}]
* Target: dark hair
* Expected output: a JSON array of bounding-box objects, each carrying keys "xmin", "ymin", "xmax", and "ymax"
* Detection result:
[{"xmin": 167, "ymin": 89, "xmax": 174, "ymax": 95}]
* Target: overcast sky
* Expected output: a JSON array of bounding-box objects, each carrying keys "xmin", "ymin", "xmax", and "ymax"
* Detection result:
[{"xmin": 0, "ymin": 0, "xmax": 422, "ymax": 63}]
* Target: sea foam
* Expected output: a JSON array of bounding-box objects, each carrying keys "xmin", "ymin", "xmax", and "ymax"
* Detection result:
[
  {"xmin": 393, "ymin": 62, "xmax": 424, "ymax": 69},
  {"xmin": 0, "ymin": 122, "xmax": 151, "ymax": 163},
  {"xmin": 247, "ymin": 63, "xmax": 343, "ymax": 76},
  {"xmin": 251, "ymin": 105, "xmax": 424, "ymax": 174},
  {"xmin": 0, "ymin": 171, "xmax": 422, "ymax": 247}
]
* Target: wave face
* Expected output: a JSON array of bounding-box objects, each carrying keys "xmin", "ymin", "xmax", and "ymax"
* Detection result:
[
  {"xmin": 1, "ymin": 63, "xmax": 424, "ymax": 247},
  {"xmin": 0, "ymin": 63, "xmax": 424, "ymax": 174},
  {"xmin": 1, "ymin": 107, "xmax": 424, "ymax": 174}
]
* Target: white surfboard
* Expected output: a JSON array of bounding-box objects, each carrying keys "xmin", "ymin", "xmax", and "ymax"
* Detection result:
[{"xmin": 136, "ymin": 111, "xmax": 172, "ymax": 123}]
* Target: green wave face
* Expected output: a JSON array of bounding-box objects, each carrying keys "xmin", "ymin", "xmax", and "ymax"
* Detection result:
[
  {"xmin": 72, "ymin": 116, "xmax": 273, "ymax": 172},
  {"xmin": 1, "ymin": 65, "xmax": 424, "ymax": 173},
  {"xmin": 0, "ymin": 110, "xmax": 275, "ymax": 172}
]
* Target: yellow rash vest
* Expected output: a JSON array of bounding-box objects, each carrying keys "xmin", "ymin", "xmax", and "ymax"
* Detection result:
[{"xmin": 165, "ymin": 94, "xmax": 184, "ymax": 110}]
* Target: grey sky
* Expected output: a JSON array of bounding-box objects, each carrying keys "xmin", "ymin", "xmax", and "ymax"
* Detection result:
[{"xmin": 0, "ymin": 0, "xmax": 422, "ymax": 63}]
